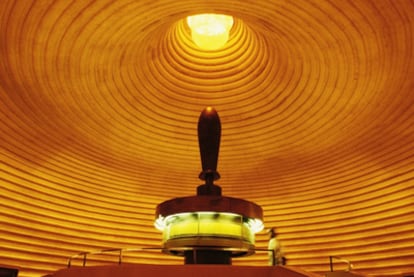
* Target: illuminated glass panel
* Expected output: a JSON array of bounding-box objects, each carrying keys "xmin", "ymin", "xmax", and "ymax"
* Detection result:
[{"xmin": 155, "ymin": 212, "xmax": 263, "ymax": 245}]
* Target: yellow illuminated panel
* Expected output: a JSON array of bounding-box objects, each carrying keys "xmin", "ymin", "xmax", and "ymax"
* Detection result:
[
  {"xmin": 186, "ymin": 14, "xmax": 234, "ymax": 50},
  {"xmin": 156, "ymin": 212, "xmax": 262, "ymax": 244}
]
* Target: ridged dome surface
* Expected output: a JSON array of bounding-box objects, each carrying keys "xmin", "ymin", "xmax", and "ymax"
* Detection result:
[{"xmin": 1, "ymin": 1, "xmax": 413, "ymax": 276}]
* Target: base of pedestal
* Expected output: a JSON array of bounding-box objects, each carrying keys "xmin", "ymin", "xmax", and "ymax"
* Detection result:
[{"xmin": 184, "ymin": 250, "xmax": 232, "ymax": 264}]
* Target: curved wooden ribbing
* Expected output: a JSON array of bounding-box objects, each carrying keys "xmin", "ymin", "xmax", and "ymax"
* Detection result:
[{"xmin": 1, "ymin": 0, "xmax": 414, "ymax": 276}]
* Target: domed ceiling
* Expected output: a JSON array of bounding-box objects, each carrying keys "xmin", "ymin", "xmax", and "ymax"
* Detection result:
[{"xmin": 1, "ymin": 1, "xmax": 414, "ymax": 276}]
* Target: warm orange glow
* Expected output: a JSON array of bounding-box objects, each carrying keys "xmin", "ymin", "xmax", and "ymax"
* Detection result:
[
  {"xmin": 186, "ymin": 13, "xmax": 234, "ymax": 50},
  {"xmin": 1, "ymin": 1, "xmax": 414, "ymax": 276}
]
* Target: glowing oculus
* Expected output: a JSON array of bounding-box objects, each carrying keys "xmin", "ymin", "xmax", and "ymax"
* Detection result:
[{"xmin": 187, "ymin": 13, "xmax": 234, "ymax": 50}]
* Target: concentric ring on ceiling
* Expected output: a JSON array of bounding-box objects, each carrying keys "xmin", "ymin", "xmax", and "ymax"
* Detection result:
[{"xmin": 1, "ymin": 1, "xmax": 414, "ymax": 277}]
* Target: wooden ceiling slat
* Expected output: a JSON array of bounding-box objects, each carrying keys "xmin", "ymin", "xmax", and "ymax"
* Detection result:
[{"xmin": 1, "ymin": 0, "xmax": 414, "ymax": 276}]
